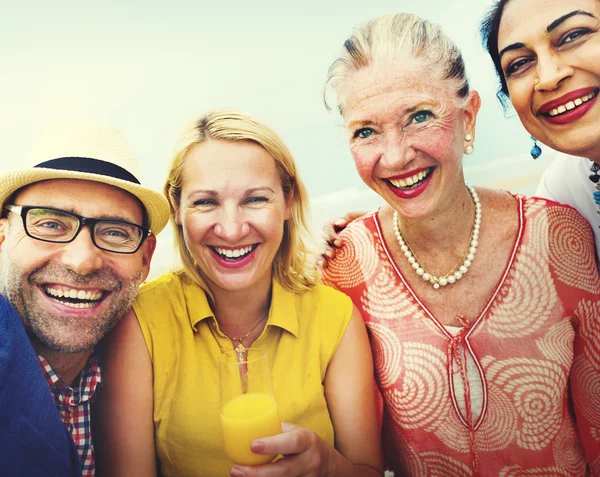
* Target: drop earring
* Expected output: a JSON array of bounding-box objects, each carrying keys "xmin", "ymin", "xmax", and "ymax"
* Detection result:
[
  {"xmin": 464, "ymin": 133, "xmax": 474, "ymax": 155},
  {"xmin": 530, "ymin": 135, "xmax": 542, "ymax": 159}
]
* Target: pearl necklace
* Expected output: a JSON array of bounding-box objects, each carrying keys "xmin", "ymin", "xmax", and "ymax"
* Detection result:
[{"xmin": 393, "ymin": 184, "xmax": 481, "ymax": 289}]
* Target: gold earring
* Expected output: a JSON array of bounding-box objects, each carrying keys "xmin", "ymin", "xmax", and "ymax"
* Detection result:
[{"xmin": 533, "ymin": 78, "xmax": 540, "ymax": 86}]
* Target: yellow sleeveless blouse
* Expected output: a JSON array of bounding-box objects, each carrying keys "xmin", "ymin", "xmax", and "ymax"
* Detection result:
[{"xmin": 133, "ymin": 272, "xmax": 353, "ymax": 477}]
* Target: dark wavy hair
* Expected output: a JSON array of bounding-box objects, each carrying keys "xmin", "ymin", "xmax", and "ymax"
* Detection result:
[{"xmin": 480, "ymin": 0, "xmax": 513, "ymax": 110}]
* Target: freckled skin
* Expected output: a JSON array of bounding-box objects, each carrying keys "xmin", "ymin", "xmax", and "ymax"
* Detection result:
[
  {"xmin": 343, "ymin": 60, "xmax": 479, "ymax": 221},
  {"xmin": 498, "ymin": 0, "xmax": 600, "ymax": 161}
]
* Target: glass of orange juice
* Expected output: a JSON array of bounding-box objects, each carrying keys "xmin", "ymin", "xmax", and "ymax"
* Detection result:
[{"xmin": 219, "ymin": 348, "xmax": 282, "ymax": 465}]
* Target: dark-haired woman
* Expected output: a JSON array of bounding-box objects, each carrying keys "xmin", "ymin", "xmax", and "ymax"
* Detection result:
[{"xmin": 481, "ymin": 0, "xmax": 600, "ymax": 262}]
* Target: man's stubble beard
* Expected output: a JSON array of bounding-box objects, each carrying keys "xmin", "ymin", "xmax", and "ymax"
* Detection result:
[{"xmin": 0, "ymin": 256, "xmax": 143, "ymax": 353}]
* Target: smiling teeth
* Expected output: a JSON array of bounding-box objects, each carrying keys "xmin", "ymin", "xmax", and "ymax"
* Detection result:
[
  {"xmin": 45, "ymin": 287, "xmax": 103, "ymax": 301},
  {"xmin": 547, "ymin": 92, "xmax": 597, "ymax": 117},
  {"xmin": 389, "ymin": 169, "xmax": 430, "ymax": 189},
  {"xmin": 53, "ymin": 301, "xmax": 97, "ymax": 309},
  {"xmin": 214, "ymin": 245, "xmax": 253, "ymax": 258}
]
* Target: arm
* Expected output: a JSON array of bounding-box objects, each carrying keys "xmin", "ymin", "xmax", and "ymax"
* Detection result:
[
  {"xmin": 230, "ymin": 306, "xmax": 383, "ymax": 477},
  {"xmin": 321, "ymin": 305, "xmax": 383, "ymax": 474},
  {"xmin": 557, "ymin": 210, "xmax": 600, "ymax": 475},
  {"xmin": 94, "ymin": 310, "xmax": 157, "ymax": 477},
  {"xmin": 571, "ymin": 296, "xmax": 600, "ymax": 475}
]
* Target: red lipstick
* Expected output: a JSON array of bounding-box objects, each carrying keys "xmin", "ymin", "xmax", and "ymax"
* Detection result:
[
  {"xmin": 387, "ymin": 167, "xmax": 432, "ymax": 181},
  {"xmin": 385, "ymin": 168, "xmax": 434, "ymax": 199},
  {"xmin": 537, "ymin": 87, "xmax": 598, "ymax": 125}
]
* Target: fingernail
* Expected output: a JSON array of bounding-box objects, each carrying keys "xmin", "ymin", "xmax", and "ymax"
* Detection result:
[
  {"xmin": 325, "ymin": 250, "xmax": 333, "ymax": 258},
  {"xmin": 334, "ymin": 219, "xmax": 345, "ymax": 226},
  {"xmin": 231, "ymin": 467, "xmax": 244, "ymax": 477},
  {"xmin": 334, "ymin": 239, "xmax": 341, "ymax": 247},
  {"xmin": 251, "ymin": 440, "xmax": 265, "ymax": 452}
]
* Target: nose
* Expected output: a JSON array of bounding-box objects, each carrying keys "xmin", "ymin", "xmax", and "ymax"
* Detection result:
[
  {"xmin": 535, "ymin": 50, "xmax": 574, "ymax": 92},
  {"xmin": 59, "ymin": 227, "xmax": 104, "ymax": 276},
  {"xmin": 212, "ymin": 205, "xmax": 250, "ymax": 243},
  {"xmin": 381, "ymin": 129, "xmax": 417, "ymax": 169}
]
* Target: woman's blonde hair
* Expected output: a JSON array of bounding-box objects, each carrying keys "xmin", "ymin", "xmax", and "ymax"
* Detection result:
[
  {"xmin": 164, "ymin": 109, "xmax": 318, "ymax": 294},
  {"xmin": 325, "ymin": 12, "xmax": 470, "ymax": 115}
]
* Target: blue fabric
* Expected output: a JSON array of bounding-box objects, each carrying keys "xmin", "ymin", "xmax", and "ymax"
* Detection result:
[{"xmin": 0, "ymin": 294, "xmax": 81, "ymax": 477}]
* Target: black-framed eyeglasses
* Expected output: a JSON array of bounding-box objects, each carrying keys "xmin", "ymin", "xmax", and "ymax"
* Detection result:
[{"xmin": 4, "ymin": 204, "xmax": 151, "ymax": 254}]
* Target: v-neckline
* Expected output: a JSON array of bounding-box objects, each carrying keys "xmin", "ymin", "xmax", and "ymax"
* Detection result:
[{"xmin": 372, "ymin": 194, "xmax": 525, "ymax": 340}]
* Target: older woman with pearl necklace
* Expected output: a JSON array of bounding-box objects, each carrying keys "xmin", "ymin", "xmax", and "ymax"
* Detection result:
[{"xmin": 321, "ymin": 12, "xmax": 600, "ymax": 476}]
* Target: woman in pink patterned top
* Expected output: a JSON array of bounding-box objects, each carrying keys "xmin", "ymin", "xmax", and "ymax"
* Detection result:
[{"xmin": 321, "ymin": 12, "xmax": 600, "ymax": 477}]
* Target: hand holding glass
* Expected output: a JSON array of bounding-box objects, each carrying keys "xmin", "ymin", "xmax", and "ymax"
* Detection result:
[{"xmin": 219, "ymin": 349, "xmax": 282, "ymax": 465}]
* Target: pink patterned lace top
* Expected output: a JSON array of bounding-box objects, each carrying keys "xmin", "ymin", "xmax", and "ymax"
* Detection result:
[{"xmin": 322, "ymin": 196, "xmax": 600, "ymax": 477}]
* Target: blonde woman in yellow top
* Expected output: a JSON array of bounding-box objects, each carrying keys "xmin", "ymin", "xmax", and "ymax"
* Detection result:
[{"xmin": 95, "ymin": 110, "xmax": 383, "ymax": 477}]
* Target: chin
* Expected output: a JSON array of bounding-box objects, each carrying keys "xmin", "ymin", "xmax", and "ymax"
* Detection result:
[
  {"xmin": 37, "ymin": 329, "xmax": 98, "ymax": 354},
  {"xmin": 563, "ymin": 138, "xmax": 600, "ymax": 161},
  {"xmin": 208, "ymin": 275, "xmax": 257, "ymax": 293},
  {"xmin": 386, "ymin": 194, "xmax": 437, "ymax": 219},
  {"xmin": 535, "ymin": 121, "xmax": 600, "ymax": 159}
]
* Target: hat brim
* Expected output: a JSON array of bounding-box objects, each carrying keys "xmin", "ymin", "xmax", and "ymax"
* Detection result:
[{"xmin": 0, "ymin": 168, "xmax": 170, "ymax": 235}]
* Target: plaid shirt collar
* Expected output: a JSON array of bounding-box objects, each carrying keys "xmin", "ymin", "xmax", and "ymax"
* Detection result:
[
  {"xmin": 38, "ymin": 352, "xmax": 102, "ymax": 477},
  {"xmin": 38, "ymin": 352, "xmax": 102, "ymax": 406}
]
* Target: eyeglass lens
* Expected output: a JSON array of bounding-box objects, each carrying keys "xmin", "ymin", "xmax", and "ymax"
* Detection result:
[{"xmin": 24, "ymin": 207, "xmax": 143, "ymax": 253}]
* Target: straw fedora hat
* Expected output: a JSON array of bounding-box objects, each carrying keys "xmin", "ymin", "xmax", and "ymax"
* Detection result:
[{"xmin": 0, "ymin": 122, "xmax": 170, "ymax": 235}]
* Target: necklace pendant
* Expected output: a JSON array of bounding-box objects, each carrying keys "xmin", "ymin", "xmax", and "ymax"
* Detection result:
[
  {"xmin": 234, "ymin": 342, "xmax": 246, "ymax": 361},
  {"xmin": 433, "ymin": 283, "xmax": 440, "ymax": 289}
]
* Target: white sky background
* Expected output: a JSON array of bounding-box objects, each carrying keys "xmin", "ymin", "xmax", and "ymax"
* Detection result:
[{"xmin": 0, "ymin": 0, "xmax": 552, "ymax": 276}]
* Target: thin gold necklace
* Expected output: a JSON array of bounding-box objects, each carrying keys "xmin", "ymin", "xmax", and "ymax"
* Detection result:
[{"xmin": 220, "ymin": 312, "xmax": 268, "ymax": 360}]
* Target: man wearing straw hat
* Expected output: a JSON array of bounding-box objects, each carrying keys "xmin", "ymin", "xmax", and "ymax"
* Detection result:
[{"xmin": 0, "ymin": 122, "xmax": 169, "ymax": 476}]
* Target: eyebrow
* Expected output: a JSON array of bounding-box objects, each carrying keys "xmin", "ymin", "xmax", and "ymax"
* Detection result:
[
  {"xmin": 187, "ymin": 190, "xmax": 218, "ymax": 198},
  {"xmin": 347, "ymin": 101, "xmax": 436, "ymax": 129},
  {"xmin": 499, "ymin": 42, "xmax": 526, "ymax": 61},
  {"xmin": 245, "ymin": 187, "xmax": 275, "ymax": 195},
  {"xmin": 347, "ymin": 119, "xmax": 375, "ymax": 130},
  {"xmin": 547, "ymin": 10, "xmax": 595, "ymax": 33},
  {"xmin": 405, "ymin": 101, "xmax": 436, "ymax": 113},
  {"xmin": 37, "ymin": 206, "xmax": 139, "ymax": 223},
  {"xmin": 98, "ymin": 214, "xmax": 141, "ymax": 223},
  {"xmin": 187, "ymin": 187, "xmax": 275, "ymax": 199},
  {"xmin": 499, "ymin": 10, "xmax": 596, "ymax": 61}
]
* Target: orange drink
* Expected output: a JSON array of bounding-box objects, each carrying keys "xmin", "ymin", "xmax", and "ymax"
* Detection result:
[
  {"xmin": 221, "ymin": 392, "xmax": 281, "ymax": 465},
  {"xmin": 219, "ymin": 349, "xmax": 281, "ymax": 465}
]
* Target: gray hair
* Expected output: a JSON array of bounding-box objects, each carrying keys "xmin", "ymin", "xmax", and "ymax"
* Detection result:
[{"xmin": 325, "ymin": 12, "xmax": 470, "ymax": 115}]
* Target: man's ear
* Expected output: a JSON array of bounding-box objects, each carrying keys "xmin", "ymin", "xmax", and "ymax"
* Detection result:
[
  {"xmin": 0, "ymin": 217, "xmax": 8, "ymax": 247},
  {"xmin": 0, "ymin": 218, "xmax": 9, "ymax": 268},
  {"xmin": 139, "ymin": 234, "xmax": 157, "ymax": 283}
]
